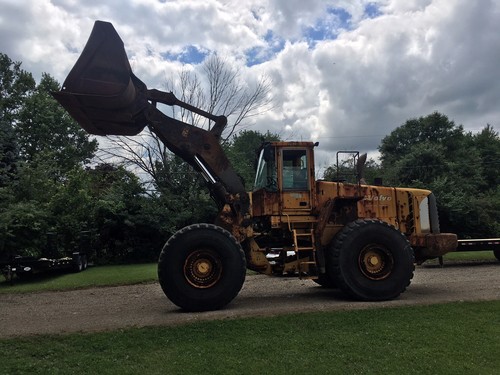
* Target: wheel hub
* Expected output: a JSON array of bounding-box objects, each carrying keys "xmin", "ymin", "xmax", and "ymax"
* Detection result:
[
  {"xmin": 366, "ymin": 253, "xmax": 381, "ymax": 269},
  {"xmin": 359, "ymin": 245, "xmax": 394, "ymax": 280},
  {"xmin": 184, "ymin": 249, "xmax": 222, "ymax": 288},
  {"xmin": 193, "ymin": 259, "xmax": 212, "ymax": 277}
]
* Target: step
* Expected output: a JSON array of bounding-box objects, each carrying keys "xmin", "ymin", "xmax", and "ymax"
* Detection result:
[
  {"xmin": 294, "ymin": 246, "xmax": 315, "ymax": 252},
  {"xmin": 295, "ymin": 232, "xmax": 314, "ymax": 237}
]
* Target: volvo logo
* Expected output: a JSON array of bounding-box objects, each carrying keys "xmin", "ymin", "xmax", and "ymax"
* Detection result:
[{"xmin": 364, "ymin": 195, "xmax": 392, "ymax": 202}]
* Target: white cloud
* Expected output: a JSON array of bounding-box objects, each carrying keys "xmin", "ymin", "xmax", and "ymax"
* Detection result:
[
  {"xmin": 268, "ymin": 0, "xmax": 500, "ymax": 158},
  {"xmin": 0, "ymin": 0, "xmax": 498, "ymax": 169}
]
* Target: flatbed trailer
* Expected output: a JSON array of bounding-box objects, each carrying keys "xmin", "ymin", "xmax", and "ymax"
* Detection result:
[
  {"xmin": 456, "ymin": 238, "xmax": 500, "ymax": 261},
  {"xmin": 0, "ymin": 252, "xmax": 88, "ymax": 284},
  {"xmin": 432, "ymin": 238, "xmax": 499, "ymax": 266},
  {"xmin": 456, "ymin": 238, "xmax": 500, "ymax": 251}
]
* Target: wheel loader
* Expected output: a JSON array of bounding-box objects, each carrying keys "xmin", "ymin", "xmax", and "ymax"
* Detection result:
[{"xmin": 53, "ymin": 21, "xmax": 457, "ymax": 311}]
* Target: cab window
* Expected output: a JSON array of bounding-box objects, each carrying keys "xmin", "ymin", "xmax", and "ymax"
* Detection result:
[
  {"xmin": 254, "ymin": 146, "xmax": 277, "ymax": 191},
  {"xmin": 282, "ymin": 149, "xmax": 308, "ymax": 190}
]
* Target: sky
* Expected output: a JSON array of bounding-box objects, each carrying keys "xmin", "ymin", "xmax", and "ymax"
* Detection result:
[{"xmin": 1, "ymin": 0, "xmax": 499, "ymax": 170}]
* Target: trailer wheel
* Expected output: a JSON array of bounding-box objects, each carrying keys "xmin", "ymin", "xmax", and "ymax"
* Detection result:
[
  {"xmin": 72, "ymin": 256, "xmax": 83, "ymax": 273},
  {"xmin": 81, "ymin": 255, "xmax": 88, "ymax": 270},
  {"xmin": 494, "ymin": 250, "xmax": 500, "ymax": 261},
  {"xmin": 328, "ymin": 219, "xmax": 414, "ymax": 301},
  {"xmin": 16, "ymin": 269, "xmax": 34, "ymax": 280},
  {"xmin": 158, "ymin": 223, "xmax": 246, "ymax": 312}
]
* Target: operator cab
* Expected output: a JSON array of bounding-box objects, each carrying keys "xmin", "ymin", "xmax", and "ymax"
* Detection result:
[{"xmin": 252, "ymin": 142, "xmax": 317, "ymax": 216}]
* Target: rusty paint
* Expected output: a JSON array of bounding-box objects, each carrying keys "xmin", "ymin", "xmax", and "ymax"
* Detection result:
[
  {"xmin": 243, "ymin": 238, "xmax": 272, "ymax": 274},
  {"xmin": 411, "ymin": 233, "xmax": 458, "ymax": 260}
]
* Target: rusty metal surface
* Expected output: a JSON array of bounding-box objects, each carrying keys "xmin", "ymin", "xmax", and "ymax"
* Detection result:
[
  {"xmin": 52, "ymin": 21, "xmax": 148, "ymax": 136},
  {"xmin": 251, "ymin": 189, "xmax": 280, "ymax": 216},
  {"xmin": 411, "ymin": 233, "xmax": 458, "ymax": 259}
]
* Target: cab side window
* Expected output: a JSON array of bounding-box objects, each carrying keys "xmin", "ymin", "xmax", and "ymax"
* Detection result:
[{"xmin": 282, "ymin": 149, "xmax": 308, "ymax": 190}]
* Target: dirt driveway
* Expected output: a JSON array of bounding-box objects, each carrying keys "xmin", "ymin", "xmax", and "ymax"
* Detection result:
[{"xmin": 1, "ymin": 260, "xmax": 498, "ymax": 338}]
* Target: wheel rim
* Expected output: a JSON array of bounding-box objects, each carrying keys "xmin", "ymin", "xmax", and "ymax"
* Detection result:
[
  {"xmin": 358, "ymin": 244, "xmax": 394, "ymax": 280},
  {"xmin": 184, "ymin": 249, "xmax": 223, "ymax": 288}
]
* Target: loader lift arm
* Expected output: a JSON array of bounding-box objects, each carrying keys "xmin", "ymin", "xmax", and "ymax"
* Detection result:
[
  {"xmin": 53, "ymin": 21, "xmax": 250, "ymax": 240},
  {"xmin": 144, "ymin": 92, "xmax": 252, "ymax": 239}
]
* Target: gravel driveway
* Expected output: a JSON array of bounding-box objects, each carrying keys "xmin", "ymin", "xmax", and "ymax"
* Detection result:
[{"xmin": 0, "ymin": 260, "xmax": 498, "ymax": 338}]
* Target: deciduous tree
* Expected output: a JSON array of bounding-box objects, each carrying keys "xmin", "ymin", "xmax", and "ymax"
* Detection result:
[
  {"xmin": 16, "ymin": 73, "xmax": 98, "ymax": 172},
  {"xmin": 379, "ymin": 112, "xmax": 498, "ymax": 238}
]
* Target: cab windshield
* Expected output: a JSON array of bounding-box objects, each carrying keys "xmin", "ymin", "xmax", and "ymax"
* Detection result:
[{"xmin": 253, "ymin": 147, "xmax": 277, "ymax": 191}]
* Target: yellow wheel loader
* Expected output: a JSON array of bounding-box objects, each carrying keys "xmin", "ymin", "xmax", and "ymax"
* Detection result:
[{"xmin": 54, "ymin": 21, "xmax": 457, "ymax": 311}]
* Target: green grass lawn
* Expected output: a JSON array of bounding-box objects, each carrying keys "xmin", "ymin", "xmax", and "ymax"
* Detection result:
[
  {"xmin": 0, "ymin": 301, "xmax": 498, "ymax": 374},
  {"xmin": 422, "ymin": 250, "xmax": 498, "ymax": 267},
  {"xmin": 0, "ymin": 263, "xmax": 157, "ymax": 293},
  {"xmin": 443, "ymin": 250, "xmax": 497, "ymax": 261}
]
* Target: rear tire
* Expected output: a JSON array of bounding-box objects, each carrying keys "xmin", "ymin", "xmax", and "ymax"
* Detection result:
[
  {"xmin": 494, "ymin": 249, "xmax": 500, "ymax": 261},
  {"xmin": 158, "ymin": 223, "xmax": 246, "ymax": 312},
  {"xmin": 328, "ymin": 219, "xmax": 414, "ymax": 301}
]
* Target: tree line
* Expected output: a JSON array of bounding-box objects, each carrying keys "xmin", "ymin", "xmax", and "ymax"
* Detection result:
[
  {"xmin": 1, "ymin": 52, "xmax": 498, "ymax": 264},
  {"xmin": 0, "ymin": 53, "xmax": 277, "ymax": 264}
]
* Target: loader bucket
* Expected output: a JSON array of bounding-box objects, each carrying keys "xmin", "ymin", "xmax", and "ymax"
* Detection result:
[{"xmin": 53, "ymin": 21, "xmax": 148, "ymax": 136}]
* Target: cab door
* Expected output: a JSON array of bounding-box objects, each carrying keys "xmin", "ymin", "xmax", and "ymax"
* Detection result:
[{"xmin": 279, "ymin": 148, "xmax": 312, "ymax": 212}]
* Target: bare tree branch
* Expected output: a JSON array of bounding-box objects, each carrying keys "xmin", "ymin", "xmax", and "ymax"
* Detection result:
[{"xmin": 100, "ymin": 54, "xmax": 274, "ymax": 191}]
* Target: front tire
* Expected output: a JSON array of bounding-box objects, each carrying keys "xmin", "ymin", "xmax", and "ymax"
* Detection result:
[
  {"xmin": 313, "ymin": 273, "xmax": 337, "ymax": 288},
  {"xmin": 328, "ymin": 219, "xmax": 414, "ymax": 301},
  {"xmin": 158, "ymin": 223, "xmax": 246, "ymax": 312}
]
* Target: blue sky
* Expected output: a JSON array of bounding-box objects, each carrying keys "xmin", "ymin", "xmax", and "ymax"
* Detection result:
[{"xmin": 0, "ymin": 0, "xmax": 498, "ymax": 169}]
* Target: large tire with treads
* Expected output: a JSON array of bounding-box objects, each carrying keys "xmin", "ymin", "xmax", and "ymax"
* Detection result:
[
  {"xmin": 328, "ymin": 219, "xmax": 415, "ymax": 301},
  {"xmin": 158, "ymin": 223, "xmax": 246, "ymax": 312},
  {"xmin": 313, "ymin": 273, "xmax": 337, "ymax": 288}
]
